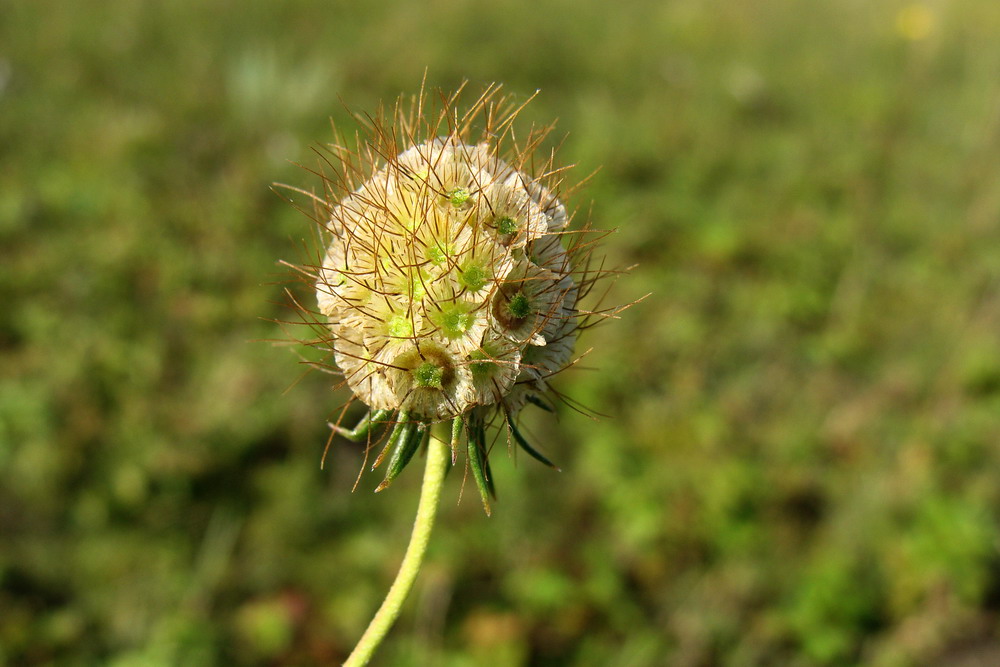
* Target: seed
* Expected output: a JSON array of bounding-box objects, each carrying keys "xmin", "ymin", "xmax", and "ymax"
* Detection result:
[
  {"xmin": 459, "ymin": 263, "xmax": 487, "ymax": 291},
  {"xmin": 413, "ymin": 361, "xmax": 445, "ymax": 388},
  {"xmin": 388, "ymin": 315, "xmax": 413, "ymax": 338},
  {"xmin": 496, "ymin": 216, "xmax": 518, "ymax": 235},
  {"xmin": 447, "ymin": 188, "xmax": 470, "ymax": 207}
]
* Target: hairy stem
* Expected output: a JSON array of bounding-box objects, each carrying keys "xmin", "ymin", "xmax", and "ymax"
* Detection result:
[{"xmin": 343, "ymin": 425, "xmax": 450, "ymax": 667}]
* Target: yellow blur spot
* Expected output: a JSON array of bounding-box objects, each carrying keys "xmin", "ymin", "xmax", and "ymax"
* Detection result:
[{"xmin": 896, "ymin": 4, "xmax": 935, "ymax": 41}]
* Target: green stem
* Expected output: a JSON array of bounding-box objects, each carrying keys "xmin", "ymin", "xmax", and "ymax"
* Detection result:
[{"xmin": 343, "ymin": 425, "xmax": 450, "ymax": 667}]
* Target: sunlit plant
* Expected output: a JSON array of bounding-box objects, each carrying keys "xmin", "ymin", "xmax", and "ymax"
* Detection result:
[{"xmin": 280, "ymin": 82, "xmax": 626, "ymax": 666}]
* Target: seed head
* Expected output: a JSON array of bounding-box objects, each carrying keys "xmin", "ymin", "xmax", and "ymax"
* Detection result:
[
  {"xmin": 283, "ymin": 83, "xmax": 623, "ymax": 508},
  {"xmin": 315, "ymin": 97, "xmax": 575, "ymax": 420}
]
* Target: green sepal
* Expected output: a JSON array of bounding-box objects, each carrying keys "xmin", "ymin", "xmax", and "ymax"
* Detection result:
[
  {"xmin": 505, "ymin": 412, "xmax": 560, "ymax": 470},
  {"xmin": 467, "ymin": 415, "xmax": 496, "ymax": 515},
  {"xmin": 376, "ymin": 420, "xmax": 427, "ymax": 492},
  {"xmin": 449, "ymin": 416, "xmax": 463, "ymax": 466},
  {"xmin": 475, "ymin": 417, "xmax": 497, "ymax": 499},
  {"xmin": 372, "ymin": 411, "xmax": 408, "ymax": 471},
  {"xmin": 332, "ymin": 408, "xmax": 393, "ymax": 442},
  {"xmin": 525, "ymin": 395, "xmax": 554, "ymax": 413}
]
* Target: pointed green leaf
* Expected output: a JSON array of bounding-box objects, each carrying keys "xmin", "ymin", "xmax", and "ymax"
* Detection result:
[
  {"xmin": 331, "ymin": 408, "xmax": 393, "ymax": 442},
  {"xmin": 467, "ymin": 420, "xmax": 493, "ymax": 515},
  {"xmin": 372, "ymin": 411, "xmax": 408, "ymax": 471},
  {"xmin": 449, "ymin": 416, "xmax": 463, "ymax": 465},
  {"xmin": 376, "ymin": 420, "xmax": 426, "ymax": 492},
  {"xmin": 505, "ymin": 412, "xmax": 560, "ymax": 470},
  {"xmin": 525, "ymin": 395, "xmax": 555, "ymax": 413}
]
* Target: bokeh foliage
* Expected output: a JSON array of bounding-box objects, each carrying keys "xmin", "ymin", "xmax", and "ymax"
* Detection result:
[{"xmin": 3, "ymin": 0, "xmax": 1000, "ymax": 664}]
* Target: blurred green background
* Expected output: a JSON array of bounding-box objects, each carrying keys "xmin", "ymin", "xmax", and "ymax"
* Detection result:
[{"xmin": 3, "ymin": 0, "xmax": 1000, "ymax": 665}]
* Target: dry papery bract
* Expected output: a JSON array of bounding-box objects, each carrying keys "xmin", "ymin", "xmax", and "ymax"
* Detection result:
[{"xmin": 280, "ymin": 83, "xmax": 626, "ymax": 510}]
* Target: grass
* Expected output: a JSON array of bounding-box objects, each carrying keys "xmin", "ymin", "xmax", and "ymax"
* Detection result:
[{"xmin": 3, "ymin": 0, "xmax": 1000, "ymax": 664}]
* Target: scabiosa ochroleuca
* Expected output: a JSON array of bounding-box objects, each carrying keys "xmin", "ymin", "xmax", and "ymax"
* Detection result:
[{"xmin": 279, "ymin": 82, "xmax": 625, "ymax": 666}]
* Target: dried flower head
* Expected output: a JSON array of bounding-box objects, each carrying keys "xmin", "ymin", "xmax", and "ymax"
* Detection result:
[{"xmin": 282, "ymin": 83, "xmax": 619, "ymax": 513}]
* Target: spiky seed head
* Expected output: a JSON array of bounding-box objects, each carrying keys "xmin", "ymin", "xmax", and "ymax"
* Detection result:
[
  {"xmin": 282, "ymin": 83, "xmax": 633, "ymax": 501},
  {"xmin": 308, "ymin": 85, "xmax": 586, "ymax": 423}
]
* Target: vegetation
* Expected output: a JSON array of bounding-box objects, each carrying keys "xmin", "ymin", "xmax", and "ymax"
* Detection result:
[{"xmin": 3, "ymin": 0, "xmax": 1000, "ymax": 664}]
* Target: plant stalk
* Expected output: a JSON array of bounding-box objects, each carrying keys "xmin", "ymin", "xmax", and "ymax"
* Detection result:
[{"xmin": 343, "ymin": 426, "xmax": 450, "ymax": 666}]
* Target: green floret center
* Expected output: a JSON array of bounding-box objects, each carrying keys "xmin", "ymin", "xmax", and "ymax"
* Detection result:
[
  {"xmin": 469, "ymin": 348, "xmax": 498, "ymax": 379},
  {"xmin": 325, "ymin": 268, "xmax": 346, "ymax": 287},
  {"xmin": 402, "ymin": 271, "xmax": 427, "ymax": 302},
  {"xmin": 506, "ymin": 291, "xmax": 532, "ymax": 320},
  {"xmin": 426, "ymin": 243, "xmax": 448, "ymax": 265},
  {"xmin": 432, "ymin": 303, "xmax": 475, "ymax": 338},
  {"xmin": 387, "ymin": 314, "xmax": 413, "ymax": 338},
  {"xmin": 459, "ymin": 262, "xmax": 487, "ymax": 292},
  {"xmin": 497, "ymin": 216, "xmax": 518, "ymax": 235},
  {"xmin": 413, "ymin": 361, "xmax": 445, "ymax": 388},
  {"xmin": 447, "ymin": 187, "xmax": 470, "ymax": 207},
  {"xmin": 399, "ymin": 211, "xmax": 421, "ymax": 232}
]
